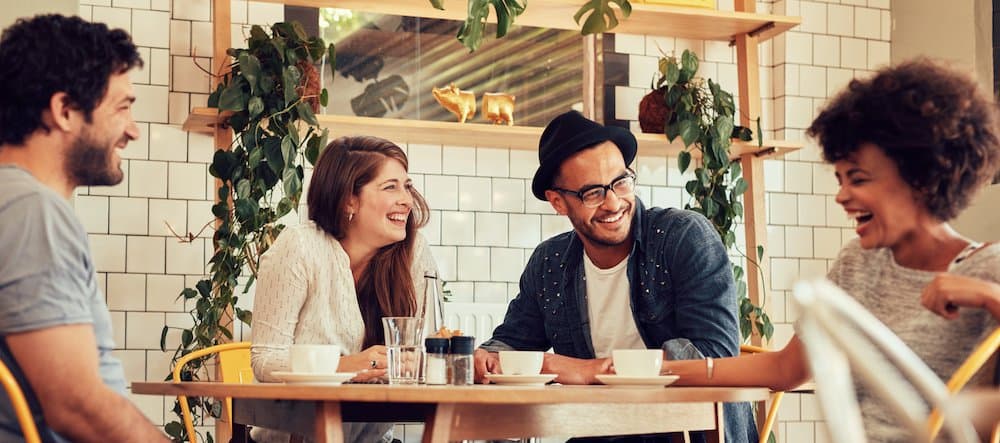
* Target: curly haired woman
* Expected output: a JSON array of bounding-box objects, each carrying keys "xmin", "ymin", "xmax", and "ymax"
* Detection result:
[{"xmin": 661, "ymin": 59, "xmax": 1000, "ymax": 442}]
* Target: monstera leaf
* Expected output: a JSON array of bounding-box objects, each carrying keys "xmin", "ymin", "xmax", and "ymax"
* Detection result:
[
  {"xmin": 456, "ymin": 0, "xmax": 526, "ymax": 52},
  {"xmin": 575, "ymin": 0, "xmax": 632, "ymax": 35},
  {"xmin": 350, "ymin": 74, "xmax": 410, "ymax": 117}
]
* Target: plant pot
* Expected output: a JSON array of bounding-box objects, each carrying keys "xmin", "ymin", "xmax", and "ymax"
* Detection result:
[
  {"xmin": 638, "ymin": 86, "xmax": 670, "ymax": 134},
  {"xmin": 296, "ymin": 60, "xmax": 321, "ymax": 113}
]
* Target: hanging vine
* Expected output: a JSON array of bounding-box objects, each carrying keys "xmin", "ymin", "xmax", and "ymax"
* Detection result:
[
  {"xmin": 656, "ymin": 49, "xmax": 774, "ymax": 343},
  {"xmin": 158, "ymin": 21, "xmax": 334, "ymax": 443}
]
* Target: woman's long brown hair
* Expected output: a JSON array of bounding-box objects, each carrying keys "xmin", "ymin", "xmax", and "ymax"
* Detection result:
[{"xmin": 307, "ymin": 136, "xmax": 430, "ymax": 348}]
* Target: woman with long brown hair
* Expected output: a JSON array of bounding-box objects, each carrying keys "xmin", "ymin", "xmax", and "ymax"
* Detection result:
[{"xmin": 250, "ymin": 135, "xmax": 439, "ymax": 443}]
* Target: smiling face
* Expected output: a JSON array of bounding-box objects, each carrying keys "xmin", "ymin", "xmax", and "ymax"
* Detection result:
[
  {"xmin": 65, "ymin": 71, "xmax": 139, "ymax": 187},
  {"xmin": 834, "ymin": 143, "xmax": 932, "ymax": 251},
  {"xmin": 545, "ymin": 141, "xmax": 635, "ymax": 265},
  {"xmin": 345, "ymin": 157, "xmax": 414, "ymax": 250}
]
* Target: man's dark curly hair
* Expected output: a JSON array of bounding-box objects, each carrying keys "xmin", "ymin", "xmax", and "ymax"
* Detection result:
[
  {"xmin": 0, "ymin": 14, "xmax": 142, "ymax": 146},
  {"xmin": 807, "ymin": 58, "xmax": 1000, "ymax": 221}
]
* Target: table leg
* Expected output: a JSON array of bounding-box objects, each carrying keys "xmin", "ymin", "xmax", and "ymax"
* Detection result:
[
  {"xmin": 706, "ymin": 402, "xmax": 725, "ymax": 443},
  {"xmin": 422, "ymin": 403, "xmax": 455, "ymax": 443},
  {"xmin": 314, "ymin": 401, "xmax": 345, "ymax": 443}
]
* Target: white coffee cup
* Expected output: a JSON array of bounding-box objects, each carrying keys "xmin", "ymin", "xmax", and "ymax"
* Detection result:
[
  {"xmin": 612, "ymin": 349, "xmax": 663, "ymax": 377},
  {"xmin": 499, "ymin": 351, "xmax": 544, "ymax": 375},
  {"xmin": 289, "ymin": 344, "xmax": 341, "ymax": 374}
]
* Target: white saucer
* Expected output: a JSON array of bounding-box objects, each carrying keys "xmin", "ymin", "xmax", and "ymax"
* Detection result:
[
  {"xmin": 272, "ymin": 371, "xmax": 356, "ymax": 385},
  {"xmin": 595, "ymin": 374, "xmax": 680, "ymax": 387},
  {"xmin": 486, "ymin": 373, "xmax": 558, "ymax": 386}
]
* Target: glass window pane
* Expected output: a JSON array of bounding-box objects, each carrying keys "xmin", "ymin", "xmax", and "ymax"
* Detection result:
[{"xmin": 319, "ymin": 9, "xmax": 583, "ymax": 126}]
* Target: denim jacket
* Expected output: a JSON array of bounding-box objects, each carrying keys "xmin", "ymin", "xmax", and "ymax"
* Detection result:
[{"xmin": 481, "ymin": 199, "xmax": 757, "ymax": 443}]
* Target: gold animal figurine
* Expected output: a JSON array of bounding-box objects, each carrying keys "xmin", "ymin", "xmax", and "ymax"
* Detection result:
[
  {"xmin": 432, "ymin": 84, "xmax": 476, "ymax": 123},
  {"xmin": 482, "ymin": 92, "xmax": 515, "ymax": 126}
]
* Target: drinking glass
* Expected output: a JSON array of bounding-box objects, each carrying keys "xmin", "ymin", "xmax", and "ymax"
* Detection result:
[{"xmin": 382, "ymin": 317, "xmax": 425, "ymax": 384}]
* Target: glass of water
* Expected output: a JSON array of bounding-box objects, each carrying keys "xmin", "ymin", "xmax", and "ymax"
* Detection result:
[{"xmin": 382, "ymin": 316, "xmax": 424, "ymax": 385}]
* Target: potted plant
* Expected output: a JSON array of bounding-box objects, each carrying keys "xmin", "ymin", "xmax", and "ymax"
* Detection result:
[
  {"xmin": 651, "ymin": 49, "xmax": 773, "ymax": 344},
  {"xmin": 159, "ymin": 21, "xmax": 334, "ymax": 443}
]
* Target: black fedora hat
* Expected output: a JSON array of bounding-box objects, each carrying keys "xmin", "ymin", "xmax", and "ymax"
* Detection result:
[{"xmin": 531, "ymin": 110, "xmax": 637, "ymax": 200}]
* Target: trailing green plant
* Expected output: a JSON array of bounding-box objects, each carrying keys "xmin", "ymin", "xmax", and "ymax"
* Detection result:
[
  {"xmin": 158, "ymin": 21, "xmax": 334, "ymax": 443},
  {"xmin": 654, "ymin": 50, "xmax": 774, "ymax": 343},
  {"xmin": 428, "ymin": 0, "xmax": 632, "ymax": 51},
  {"xmin": 440, "ymin": 280, "xmax": 455, "ymax": 302}
]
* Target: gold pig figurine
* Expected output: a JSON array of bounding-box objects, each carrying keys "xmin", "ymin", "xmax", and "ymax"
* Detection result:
[
  {"xmin": 432, "ymin": 84, "xmax": 476, "ymax": 123},
  {"xmin": 482, "ymin": 92, "xmax": 515, "ymax": 126}
]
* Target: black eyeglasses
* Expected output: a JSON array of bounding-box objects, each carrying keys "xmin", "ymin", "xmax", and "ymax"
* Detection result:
[{"xmin": 551, "ymin": 171, "xmax": 636, "ymax": 208}]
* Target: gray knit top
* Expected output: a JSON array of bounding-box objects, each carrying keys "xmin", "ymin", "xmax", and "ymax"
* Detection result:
[{"xmin": 826, "ymin": 239, "xmax": 1000, "ymax": 442}]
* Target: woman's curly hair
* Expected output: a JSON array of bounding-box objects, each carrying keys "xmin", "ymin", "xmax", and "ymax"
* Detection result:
[
  {"xmin": 0, "ymin": 15, "xmax": 142, "ymax": 146},
  {"xmin": 807, "ymin": 59, "xmax": 1000, "ymax": 221}
]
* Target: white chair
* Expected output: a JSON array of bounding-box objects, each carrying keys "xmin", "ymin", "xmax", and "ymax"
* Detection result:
[{"xmin": 791, "ymin": 278, "xmax": 980, "ymax": 443}]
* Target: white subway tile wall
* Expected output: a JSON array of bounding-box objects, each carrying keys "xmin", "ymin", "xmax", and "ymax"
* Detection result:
[
  {"xmin": 109, "ymin": 197, "xmax": 149, "ymax": 235},
  {"xmin": 476, "ymin": 147, "xmax": 510, "ymax": 177},
  {"xmin": 90, "ymin": 234, "xmax": 127, "ymax": 273},
  {"xmin": 841, "ymin": 36, "xmax": 869, "ymax": 69},
  {"xmin": 132, "ymin": 47, "xmax": 153, "ymax": 85},
  {"xmin": 628, "ymin": 54, "xmax": 659, "ymax": 88},
  {"xmin": 74, "ymin": 195, "xmax": 111, "ymax": 233},
  {"xmin": 72, "ymin": 0, "xmax": 889, "ymax": 438},
  {"xmin": 458, "ymin": 177, "xmax": 492, "ymax": 211},
  {"xmin": 441, "ymin": 145, "xmax": 476, "ymax": 175},
  {"xmin": 148, "ymin": 199, "xmax": 186, "ymax": 236},
  {"xmin": 492, "ymin": 178, "xmax": 525, "ymax": 213}
]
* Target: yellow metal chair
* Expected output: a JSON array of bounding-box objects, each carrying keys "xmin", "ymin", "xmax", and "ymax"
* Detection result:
[
  {"xmin": 0, "ymin": 357, "xmax": 41, "ymax": 443},
  {"xmin": 740, "ymin": 344, "xmax": 784, "ymax": 443},
  {"xmin": 927, "ymin": 327, "xmax": 1000, "ymax": 443},
  {"xmin": 172, "ymin": 341, "xmax": 252, "ymax": 443}
]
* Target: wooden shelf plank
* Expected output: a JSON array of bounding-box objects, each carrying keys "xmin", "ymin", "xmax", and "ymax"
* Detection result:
[
  {"xmin": 183, "ymin": 107, "xmax": 800, "ymax": 159},
  {"xmin": 252, "ymin": 0, "xmax": 799, "ymax": 43}
]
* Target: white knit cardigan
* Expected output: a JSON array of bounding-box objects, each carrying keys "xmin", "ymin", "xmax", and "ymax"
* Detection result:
[{"xmin": 251, "ymin": 221, "xmax": 439, "ymax": 380}]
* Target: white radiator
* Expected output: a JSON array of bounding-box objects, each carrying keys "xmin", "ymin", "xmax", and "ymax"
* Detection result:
[{"xmin": 441, "ymin": 302, "xmax": 509, "ymax": 347}]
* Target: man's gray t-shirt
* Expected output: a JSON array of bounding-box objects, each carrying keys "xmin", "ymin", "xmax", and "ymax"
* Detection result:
[{"xmin": 0, "ymin": 165, "xmax": 126, "ymax": 440}]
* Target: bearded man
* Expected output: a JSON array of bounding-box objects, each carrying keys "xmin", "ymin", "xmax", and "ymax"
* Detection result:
[
  {"xmin": 473, "ymin": 111, "xmax": 756, "ymax": 443},
  {"xmin": 0, "ymin": 14, "xmax": 168, "ymax": 442}
]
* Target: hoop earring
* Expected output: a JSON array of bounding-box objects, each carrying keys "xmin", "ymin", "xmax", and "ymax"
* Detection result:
[{"xmin": 348, "ymin": 212, "xmax": 354, "ymax": 222}]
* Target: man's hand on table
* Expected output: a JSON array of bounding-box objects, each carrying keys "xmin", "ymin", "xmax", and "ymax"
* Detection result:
[
  {"xmin": 473, "ymin": 348, "xmax": 501, "ymax": 383},
  {"xmin": 474, "ymin": 349, "xmax": 612, "ymax": 385},
  {"xmin": 544, "ymin": 354, "xmax": 612, "ymax": 385}
]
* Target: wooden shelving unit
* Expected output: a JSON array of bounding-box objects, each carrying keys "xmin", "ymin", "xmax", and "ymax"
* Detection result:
[
  {"xmin": 187, "ymin": 2, "xmax": 800, "ymax": 438},
  {"xmin": 252, "ymin": 0, "xmax": 799, "ymax": 42},
  {"xmin": 184, "ymin": 107, "xmax": 800, "ymax": 159}
]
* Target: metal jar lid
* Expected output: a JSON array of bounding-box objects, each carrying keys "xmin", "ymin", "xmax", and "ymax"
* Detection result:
[
  {"xmin": 449, "ymin": 336, "xmax": 475, "ymax": 355},
  {"xmin": 425, "ymin": 337, "xmax": 450, "ymax": 354}
]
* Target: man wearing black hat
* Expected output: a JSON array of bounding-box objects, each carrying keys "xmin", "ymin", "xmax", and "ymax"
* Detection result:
[{"xmin": 474, "ymin": 111, "xmax": 756, "ymax": 442}]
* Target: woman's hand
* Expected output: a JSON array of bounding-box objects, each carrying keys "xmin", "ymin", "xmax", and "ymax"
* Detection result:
[
  {"xmin": 338, "ymin": 345, "xmax": 388, "ymax": 373},
  {"xmin": 350, "ymin": 368, "xmax": 387, "ymax": 383},
  {"xmin": 921, "ymin": 274, "xmax": 1000, "ymax": 321}
]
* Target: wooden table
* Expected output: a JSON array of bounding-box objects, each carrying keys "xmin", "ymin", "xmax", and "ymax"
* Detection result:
[{"xmin": 132, "ymin": 382, "xmax": 768, "ymax": 443}]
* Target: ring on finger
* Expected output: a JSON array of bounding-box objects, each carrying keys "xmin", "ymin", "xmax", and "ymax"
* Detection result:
[{"xmin": 370, "ymin": 359, "xmax": 377, "ymax": 369}]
